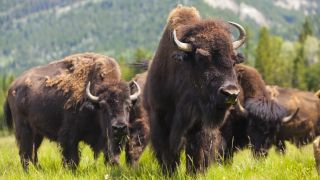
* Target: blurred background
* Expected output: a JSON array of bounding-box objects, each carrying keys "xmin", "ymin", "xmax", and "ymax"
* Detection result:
[{"xmin": 0, "ymin": 0, "xmax": 319, "ymax": 132}]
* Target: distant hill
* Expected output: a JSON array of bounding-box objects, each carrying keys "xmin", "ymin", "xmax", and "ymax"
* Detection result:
[{"xmin": 0, "ymin": 0, "xmax": 319, "ymax": 74}]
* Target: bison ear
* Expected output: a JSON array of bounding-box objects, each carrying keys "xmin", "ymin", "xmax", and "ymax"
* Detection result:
[{"xmin": 235, "ymin": 52, "xmax": 246, "ymax": 64}]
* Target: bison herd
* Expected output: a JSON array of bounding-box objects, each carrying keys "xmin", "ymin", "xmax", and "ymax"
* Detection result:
[{"xmin": 3, "ymin": 5, "xmax": 320, "ymax": 175}]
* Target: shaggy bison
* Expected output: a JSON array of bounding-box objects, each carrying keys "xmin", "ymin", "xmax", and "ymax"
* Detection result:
[
  {"xmin": 125, "ymin": 72, "xmax": 150, "ymax": 166},
  {"xmin": 143, "ymin": 5, "xmax": 246, "ymax": 174},
  {"xmin": 266, "ymin": 86, "xmax": 320, "ymax": 152},
  {"xmin": 218, "ymin": 64, "xmax": 298, "ymax": 162},
  {"xmin": 4, "ymin": 53, "xmax": 140, "ymax": 170}
]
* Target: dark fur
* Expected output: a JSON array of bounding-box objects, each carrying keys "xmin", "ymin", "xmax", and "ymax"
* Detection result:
[
  {"xmin": 267, "ymin": 86, "xmax": 320, "ymax": 152},
  {"xmin": 144, "ymin": 6, "xmax": 243, "ymax": 174},
  {"xmin": 4, "ymin": 99, "xmax": 12, "ymax": 129},
  {"xmin": 125, "ymin": 72, "xmax": 150, "ymax": 166},
  {"xmin": 219, "ymin": 64, "xmax": 287, "ymax": 162},
  {"xmin": 5, "ymin": 53, "xmax": 133, "ymax": 171}
]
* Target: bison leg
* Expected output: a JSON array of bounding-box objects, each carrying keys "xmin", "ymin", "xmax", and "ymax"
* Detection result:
[
  {"xmin": 58, "ymin": 132, "xmax": 80, "ymax": 169},
  {"xmin": 32, "ymin": 134, "xmax": 43, "ymax": 167},
  {"xmin": 15, "ymin": 120, "xmax": 33, "ymax": 171},
  {"xmin": 313, "ymin": 137, "xmax": 320, "ymax": 174},
  {"xmin": 60, "ymin": 142, "xmax": 79, "ymax": 170},
  {"xmin": 275, "ymin": 139, "xmax": 286, "ymax": 154},
  {"xmin": 125, "ymin": 119, "xmax": 150, "ymax": 166},
  {"xmin": 185, "ymin": 129, "xmax": 208, "ymax": 174},
  {"xmin": 149, "ymin": 111, "xmax": 180, "ymax": 174}
]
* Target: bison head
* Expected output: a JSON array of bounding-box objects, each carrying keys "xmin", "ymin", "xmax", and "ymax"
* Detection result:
[
  {"xmin": 172, "ymin": 21, "xmax": 246, "ymax": 124},
  {"xmin": 85, "ymin": 80, "xmax": 140, "ymax": 164},
  {"xmin": 240, "ymin": 98, "xmax": 298, "ymax": 157}
]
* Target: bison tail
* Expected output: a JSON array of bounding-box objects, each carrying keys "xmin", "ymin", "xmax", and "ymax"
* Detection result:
[{"xmin": 4, "ymin": 99, "xmax": 13, "ymax": 130}]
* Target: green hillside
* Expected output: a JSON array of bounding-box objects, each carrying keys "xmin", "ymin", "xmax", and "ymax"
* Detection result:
[{"xmin": 0, "ymin": 0, "xmax": 319, "ymax": 74}]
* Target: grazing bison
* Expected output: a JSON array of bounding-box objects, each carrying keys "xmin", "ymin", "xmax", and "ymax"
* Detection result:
[
  {"xmin": 125, "ymin": 72, "xmax": 150, "ymax": 166},
  {"xmin": 218, "ymin": 64, "xmax": 298, "ymax": 162},
  {"xmin": 143, "ymin": 5, "xmax": 246, "ymax": 174},
  {"xmin": 266, "ymin": 86, "xmax": 320, "ymax": 152},
  {"xmin": 4, "ymin": 53, "xmax": 141, "ymax": 171}
]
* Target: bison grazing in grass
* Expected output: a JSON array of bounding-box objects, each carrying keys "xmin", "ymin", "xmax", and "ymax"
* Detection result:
[
  {"xmin": 143, "ymin": 5, "xmax": 246, "ymax": 174},
  {"xmin": 266, "ymin": 86, "xmax": 320, "ymax": 153},
  {"xmin": 218, "ymin": 64, "xmax": 298, "ymax": 162},
  {"xmin": 4, "ymin": 53, "xmax": 141, "ymax": 171}
]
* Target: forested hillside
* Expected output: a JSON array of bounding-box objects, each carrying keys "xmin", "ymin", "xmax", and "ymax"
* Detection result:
[{"xmin": 0, "ymin": 0, "xmax": 319, "ymax": 74}]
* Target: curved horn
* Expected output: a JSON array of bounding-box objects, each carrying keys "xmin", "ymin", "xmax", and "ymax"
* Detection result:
[
  {"xmin": 228, "ymin": 21, "xmax": 246, "ymax": 49},
  {"xmin": 130, "ymin": 81, "xmax": 141, "ymax": 101},
  {"xmin": 86, "ymin": 81, "xmax": 99, "ymax": 102},
  {"xmin": 173, "ymin": 29, "xmax": 193, "ymax": 52},
  {"xmin": 282, "ymin": 108, "xmax": 299, "ymax": 123},
  {"xmin": 236, "ymin": 100, "xmax": 248, "ymax": 117}
]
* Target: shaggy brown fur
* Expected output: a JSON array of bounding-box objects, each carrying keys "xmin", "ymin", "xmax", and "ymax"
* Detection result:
[
  {"xmin": 144, "ymin": 5, "xmax": 244, "ymax": 174},
  {"xmin": 218, "ymin": 64, "xmax": 288, "ymax": 162},
  {"xmin": 267, "ymin": 86, "xmax": 320, "ymax": 152},
  {"xmin": 4, "ymin": 53, "xmax": 134, "ymax": 171},
  {"xmin": 125, "ymin": 72, "xmax": 150, "ymax": 166},
  {"xmin": 46, "ymin": 53, "xmax": 120, "ymax": 109},
  {"xmin": 316, "ymin": 90, "xmax": 320, "ymax": 99},
  {"xmin": 313, "ymin": 136, "xmax": 320, "ymax": 174}
]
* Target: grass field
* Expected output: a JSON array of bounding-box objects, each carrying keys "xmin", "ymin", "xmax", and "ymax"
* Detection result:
[{"xmin": 0, "ymin": 135, "xmax": 318, "ymax": 179}]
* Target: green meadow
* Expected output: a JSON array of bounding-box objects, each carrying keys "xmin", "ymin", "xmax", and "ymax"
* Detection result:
[{"xmin": 0, "ymin": 135, "xmax": 318, "ymax": 179}]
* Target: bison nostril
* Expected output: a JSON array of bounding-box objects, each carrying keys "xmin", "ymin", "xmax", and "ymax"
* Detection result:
[
  {"xmin": 112, "ymin": 124, "xmax": 127, "ymax": 131},
  {"xmin": 219, "ymin": 86, "xmax": 240, "ymax": 98}
]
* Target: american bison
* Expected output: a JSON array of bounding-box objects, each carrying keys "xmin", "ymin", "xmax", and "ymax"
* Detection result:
[
  {"xmin": 125, "ymin": 72, "xmax": 150, "ymax": 166},
  {"xmin": 266, "ymin": 86, "xmax": 320, "ymax": 153},
  {"xmin": 218, "ymin": 64, "xmax": 298, "ymax": 162},
  {"xmin": 143, "ymin": 5, "xmax": 246, "ymax": 174},
  {"xmin": 4, "ymin": 53, "xmax": 141, "ymax": 171}
]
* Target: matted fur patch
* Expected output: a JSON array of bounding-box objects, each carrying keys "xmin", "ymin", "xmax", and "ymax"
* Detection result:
[{"xmin": 45, "ymin": 53, "xmax": 121, "ymax": 109}]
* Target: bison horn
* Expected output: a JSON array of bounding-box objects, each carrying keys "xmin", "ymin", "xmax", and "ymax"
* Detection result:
[
  {"xmin": 173, "ymin": 29, "xmax": 193, "ymax": 52},
  {"xmin": 282, "ymin": 108, "xmax": 299, "ymax": 123},
  {"xmin": 86, "ymin": 81, "xmax": 99, "ymax": 102},
  {"xmin": 130, "ymin": 81, "xmax": 141, "ymax": 101},
  {"xmin": 236, "ymin": 100, "xmax": 248, "ymax": 117},
  {"xmin": 228, "ymin": 21, "xmax": 246, "ymax": 50}
]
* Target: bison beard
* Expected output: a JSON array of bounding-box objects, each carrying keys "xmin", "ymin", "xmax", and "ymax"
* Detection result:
[
  {"xmin": 144, "ymin": 5, "xmax": 246, "ymax": 174},
  {"xmin": 4, "ymin": 53, "xmax": 141, "ymax": 171}
]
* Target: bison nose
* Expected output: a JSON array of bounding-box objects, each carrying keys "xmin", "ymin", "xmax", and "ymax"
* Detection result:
[
  {"xmin": 112, "ymin": 124, "xmax": 127, "ymax": 131},
  {"xmin": 219, "ymin": 84, "xmax": 240, "ymax": 103}
]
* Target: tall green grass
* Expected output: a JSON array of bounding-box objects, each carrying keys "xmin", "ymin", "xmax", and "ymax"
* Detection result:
[{"xmin": 0, "ymin": 136, "xmax": 318, "ymax": 179}]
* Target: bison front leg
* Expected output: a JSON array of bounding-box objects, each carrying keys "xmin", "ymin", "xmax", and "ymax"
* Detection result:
[
  {"xmin": 125, "ymin": 119, "xmax": 150, "ymax": 166},
  {"xmin": 58, "ymin": 132, "xmax": 80, "ymax": 170},
  {"xmin": 275, "ymin": 139, "xmax": 286, "ymax": 155},
  {"xmin": 185, "ymin": 129, "xmax": 208, "ymax": 174}
]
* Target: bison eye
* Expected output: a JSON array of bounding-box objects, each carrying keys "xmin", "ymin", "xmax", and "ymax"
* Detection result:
[{"xmin": 171, "ymin": 51, "xmax": 188, "ymax": 62}]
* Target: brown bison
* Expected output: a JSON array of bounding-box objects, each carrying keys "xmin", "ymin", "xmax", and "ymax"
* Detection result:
[
  {"xmin": 218, "ymin": 65, "xmax": 298, "ymax": 162},
  {"xmin": 266, "ymin": 86, "xmax": 320, "ymax": 152},
  {"xmin": 125, "ymin": 72, "xmax": 150, "ymax": 166},
  {"xmin": 4, "ymin": 53, "xmax": 141, "ymax": 171},
  {"xmin": 143, "ymin": 5, "xmax": 246, "ymax": 174}
]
